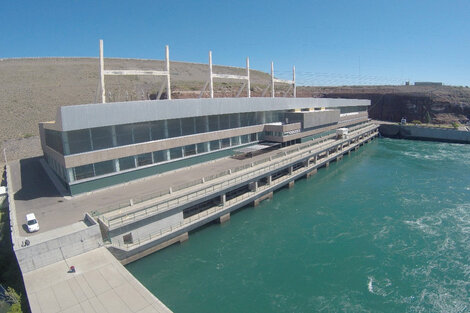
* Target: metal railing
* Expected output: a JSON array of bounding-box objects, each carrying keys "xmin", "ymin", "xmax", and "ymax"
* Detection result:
[
  {"xmin": 111, "ymin": 128, "xmax": 379, "ymax": 250},
  {"xmin": 101, "ymin": 124, "xmax": 378, "ymax": 229}
]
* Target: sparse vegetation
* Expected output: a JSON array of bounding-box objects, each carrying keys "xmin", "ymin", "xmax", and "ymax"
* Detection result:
[
  {"xmin": 452, "ymin": 122, "xmax": 460, "ymax": 129},
  {"xmin": 411, "ymin": 120, "xmax": 422, "ymax": 125},
  {"xmin": 0, "ymin": 206, "xmax": 29, "ymax": 312}
]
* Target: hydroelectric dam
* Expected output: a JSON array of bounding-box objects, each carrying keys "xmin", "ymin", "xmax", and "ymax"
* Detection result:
[{"xmin": 5, "ymin": 43, "xmax": 380, "ymax": 312}]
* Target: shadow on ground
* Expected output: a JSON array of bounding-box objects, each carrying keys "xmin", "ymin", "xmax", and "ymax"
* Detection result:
[{"xmin": 14, "ymin": 157, "xmax": 62, "ymax": 201}]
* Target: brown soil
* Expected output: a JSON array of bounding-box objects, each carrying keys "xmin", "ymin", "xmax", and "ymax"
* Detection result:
[{"xmin": 1, "ymin": 58, "xmax": 469, "ymax": 162}]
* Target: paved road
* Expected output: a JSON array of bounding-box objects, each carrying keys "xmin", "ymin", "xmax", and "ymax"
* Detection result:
[
  {"xmin": 11, "ymin": 124, "xmax": 373, "ymax": 236},
  {"xmin": 11, "ymin": 146, "xmax": 293, "ymax": 235}
]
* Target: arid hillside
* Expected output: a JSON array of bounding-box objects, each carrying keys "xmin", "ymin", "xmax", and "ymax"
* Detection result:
[
  {"xmin": 1, "ymin": 58, "xmax": 469, "ymax": 161},
  {"xmin": 298, "ymin": 85, "xmax": 470, "ymax": 125}
]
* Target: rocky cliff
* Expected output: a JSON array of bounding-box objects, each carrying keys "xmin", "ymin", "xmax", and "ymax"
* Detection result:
[{"xmin": 297, "ymin": 85, "xmax": 470, "ymax": 125}]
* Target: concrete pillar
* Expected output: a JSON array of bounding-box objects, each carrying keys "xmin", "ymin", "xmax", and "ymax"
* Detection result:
[
  {"xmin": 326, "ymin": 150, "xmax": 330, "ymax": 157},
  {"xmin": 314, "ymin": 155, "xmax": 318, "ymax": 164},
  {"xmin": 289, "ymin": 166, "xmax": 293, "ymax": 175},
  {"xmin": 179, "ymin": 232, "xmax": 189, "ymax": 242},
  {"xmin": 288, "ymin": 181, "xmax": 295, "ymax": 189},
  {"xmin": 253, "ymin": 191, "xmax": 273, "ymax": 207},
  {"xmin": 249, "ymin": 181, "xmax": 258, "ymax": 192},
  {"xmin": 267, "ymin": 175, "xmax": 272, "ymax": 185},
  {"xmin": 220, "ymin": 194, "xmax": 226, "ymax": 206},
  {"xmin": 306, "ymin": 168, "xmax": 317, "ymax": 178},
  {"xmin": 114, "ymin": 159, "xmax": 120, "ymax": 172},
  {"xmin": 219, "ymin": 213, "xmax": 230, "ymax": 224},
  {"xmin": 67, "ymin": 168, "xmax": 74, "ymax": 183},
  {"xmin": 325, "ymin": 161, "xmax": 330, "ymax": 167}
]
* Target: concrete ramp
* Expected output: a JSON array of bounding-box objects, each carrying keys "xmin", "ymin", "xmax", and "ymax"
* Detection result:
[{"xmin": 23, "ymin": 247, "xmax": 172, "ymax": 313}]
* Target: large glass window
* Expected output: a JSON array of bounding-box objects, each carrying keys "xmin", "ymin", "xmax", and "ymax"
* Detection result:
[
  {"xmin": 119, "ymin": 156, "xmax": 135, "ymax": 171},
  {"xmin": 181, "ymin": 118, "xmax": 195, "ymax": 136},
  {"xmin": 68, "ymin": 129, "xmax": 92, "ymax": 154},
  {"xmin": 74, "ymin": 164, "xmax": 94, "ymax": 180},
  {"xmin": 230, "ymin": 113, "xmax": 240, "ymax": 128},
  {"xmin": 153, "ymin": 150, "xmax": 168, "ymax": 163},
  {"xmin": 255, "ymin": 112, "xmax": 265, "ymax": 124},
  {"xmin": 219, "ymin": 115, "xmax": 230, "ymax": 130},
  {"xmin": 150, "ymin": 121, "xmax": 167, "ymax": 140},
  {"xmin": 240, "ymin": 113, "xmax": 250, "ymax": 127},
  {"xmin": 115, "ymin": 124, "xmax": 133, "ymax": 146},
  {"xmin": 133, "ymin": 123, "xmax": 150, "ymax": 143},
  {"xmin": 250, "ymin": 133, "xmax": 258, "ymax": 142},
  {"xmin": 170, "ymin": 147, "xmax": 183, "ymax": 159},
  {"xmin": 184, "ymin": 144, "xmax": 196, "ymax": 157},
  {"xmin": 241, "ymin": 134, "xmax": 249, "ymax": 144},
  {"xmin": 210, "ymin": 140, "xmax": 220, "ymax": 151},
  {"xmin": 91, "ymin": 127, "xmax": 113, "ymax": 150},
  {"xmin": 45, "ymin": 129, "xmax": 64, "ymax": 154},
  {"xmin": 208, "ymin": 116, "xmax": 219, "ymax": 132},
  {"xmin": 167, "ymin": 119, "xmax": 182, "ymax": 138},
  {"xmin": 94, "ymin": 160, "xmax": 115, "ymax": 176},
  {"xmin": 231, "ymin": 136, "xmax": 240, "ymax": 146},
  {"xmin": 221, "ymin": 138, "xmax": 231, "ymax": 149},
  {"xmin": 195, "ymin": 116, "xmax": 207, "ymax": 133},
  {"xmin": 197, "ymin": 143, "xmax": 208, "ymax": 153},
  {"xmin": 137, "ymin": 153, "xmax": 153, "ymax": 166}
]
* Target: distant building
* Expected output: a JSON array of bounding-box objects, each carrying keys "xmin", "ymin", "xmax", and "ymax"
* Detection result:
[
  {"xmin": 414, "ymin": 82, "xmax": 443, "ymax": 86},
  {"xmin": 39, "ymin": 97, "xmax": 370, "ymax": 195}
]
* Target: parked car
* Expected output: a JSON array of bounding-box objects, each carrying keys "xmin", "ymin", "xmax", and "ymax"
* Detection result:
[{"xmin": 26, "ymin": 213, "xmax": 39, "ymax": 232}]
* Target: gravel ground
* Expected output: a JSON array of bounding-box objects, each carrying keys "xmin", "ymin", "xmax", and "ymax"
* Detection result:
[{"xmin": 1, "ymin": 57, "xmax": 469, "ymax": 165}]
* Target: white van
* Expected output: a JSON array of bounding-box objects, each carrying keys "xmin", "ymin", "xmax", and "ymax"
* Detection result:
[{"xmin": 26, "ymin": 213, "xmax": 39, "ymax": 232}]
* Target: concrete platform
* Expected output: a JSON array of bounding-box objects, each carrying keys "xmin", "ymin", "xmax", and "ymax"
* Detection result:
[
  {"xmin": 11, "ymin": 136, "xmax": 333, "ymax": 236},
  {"xmin": 23, "ymin": 247, "xmax": 172, "ymax": 313}
]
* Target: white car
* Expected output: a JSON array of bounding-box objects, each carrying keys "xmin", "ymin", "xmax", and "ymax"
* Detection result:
[{"xmin": 26, "ymin": 213, "xmax": 39, "ymax": 232}]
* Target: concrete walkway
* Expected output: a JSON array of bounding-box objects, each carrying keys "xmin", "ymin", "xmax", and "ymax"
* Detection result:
[{"xmin": 23, "ymin": 247, "xmax": 172, "ymax": 313}]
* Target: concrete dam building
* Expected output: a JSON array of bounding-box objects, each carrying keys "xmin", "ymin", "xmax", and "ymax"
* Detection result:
[
  {"xmin": 39, "ymin": 97, "xmax": 370, "ymax": 195},
  {"xmin": 33, "ymin": 95, "xmax": 379, "ymax": 265}
]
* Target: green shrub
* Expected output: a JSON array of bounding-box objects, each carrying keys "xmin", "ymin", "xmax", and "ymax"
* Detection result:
[
  {"xmin": 452, "ymin": 122, "xmax": 460, "ymax": 129},
  {"xmin": 411, "ymin": 120, "xmax": 422, "ymax": 125},
  {"xmin": 6, "ymin": 287, "xmax": 22, "ymax": 313}
]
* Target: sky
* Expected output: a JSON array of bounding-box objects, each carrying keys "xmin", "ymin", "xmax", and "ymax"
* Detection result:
[{"xmin": 1, "ymin": 0, "xmax": 469, "ymax": 86}]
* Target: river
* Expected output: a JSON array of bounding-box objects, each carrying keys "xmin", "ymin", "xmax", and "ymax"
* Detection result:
[{"xmin": 127, "ymin": 138, "xmax": 470, "ymax": 312}]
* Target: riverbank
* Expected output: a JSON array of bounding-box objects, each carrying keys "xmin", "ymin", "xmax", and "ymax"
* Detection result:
[{"xmin": 379, "ymin": 123, "xmax": 470, "ymax": 144}]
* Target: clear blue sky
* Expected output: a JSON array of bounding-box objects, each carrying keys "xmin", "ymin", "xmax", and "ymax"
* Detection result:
[{"xmin": 1, "ymin": 0, "xmax": 469, "ymax": 86}]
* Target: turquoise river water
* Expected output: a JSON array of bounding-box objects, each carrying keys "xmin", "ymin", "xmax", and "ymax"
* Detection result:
[{"xmin": 127, "ymin": 138, "xmax": 470, "ymax": 313}]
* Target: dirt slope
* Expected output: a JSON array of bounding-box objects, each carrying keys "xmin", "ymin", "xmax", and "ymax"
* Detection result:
[{"xmin": 1, "ymin": 58, "xmax": 469, "ymax": 161}]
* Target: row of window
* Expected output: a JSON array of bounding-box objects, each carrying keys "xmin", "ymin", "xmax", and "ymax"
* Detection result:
[
  {"xmin": 45, "ymin": 111, "xmax": 284, "ymax": 156},
  {"xmin": 69, "ymin": 133, "xmax": 260, "ymax": 182}
]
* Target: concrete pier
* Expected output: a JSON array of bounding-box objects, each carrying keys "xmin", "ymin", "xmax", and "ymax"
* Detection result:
[
  {"xmin": 219, "ymin": 213, "xmax": 231, "ymax": 223},
  {"xmin": 306, "ymin": 168, "xmax": 317, "ymax": 178},
  {"xmin": 23, "ymin": 247, "xmax": 172, "ymax": 313},
  {"xmin": 288, "ymin": 181, "xmax": 295, "ymax": 188},
  {"xmin": 253, "ymin": 192, "xmax": 273, "ymax": 207}
]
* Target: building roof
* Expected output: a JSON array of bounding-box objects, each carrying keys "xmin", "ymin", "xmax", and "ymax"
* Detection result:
[{"xmin": 43, "ymin": 97, "xmax": 370, "ymax": 131}]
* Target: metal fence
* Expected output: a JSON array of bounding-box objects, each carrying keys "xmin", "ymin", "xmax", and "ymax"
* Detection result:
[
  {"xmin": 111, "ymin": 127, "xmax": 379, "ymax": 250},
  {"xmin": 102, "ymin": 124, "xmax": 378, "ymax": 229}
]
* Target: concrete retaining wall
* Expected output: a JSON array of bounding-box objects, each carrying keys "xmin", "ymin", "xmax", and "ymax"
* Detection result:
[
  {"xmin": 380, "ymin": 124, "xmax": 470, "ymax": 143},
  {"xmin": 109, "ymin": 212, "xmax": 183, "ymax": 246},
  {"xmin": 15, "ymin": 223, "xmax": 103, "ymax": 273}
]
